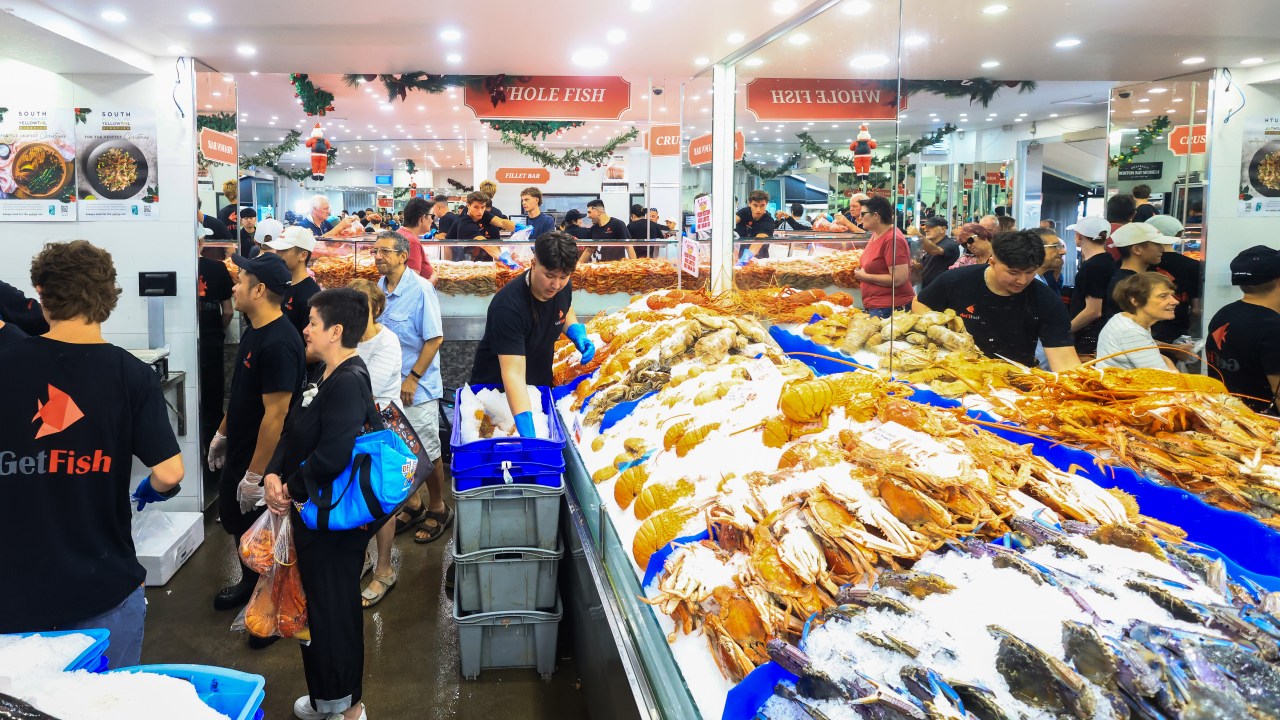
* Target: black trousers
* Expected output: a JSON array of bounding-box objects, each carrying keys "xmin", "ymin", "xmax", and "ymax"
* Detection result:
[
  {"xmin": 293, "ymin": 513, "xmax": 377, "ymax": 713},
  {"xmin": 197, "ymin": 333, "xmax": 225, "ymax": 449}
]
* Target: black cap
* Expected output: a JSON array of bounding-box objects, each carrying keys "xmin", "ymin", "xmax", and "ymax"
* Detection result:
[
  {"xmin": 1231, "ymin": 245, "xmax": 1280, "ymax": 286},
  {"xmin": 564, "ymin": 209, "xmax": 585, "ymax": 223},
  {"xmin": 922, "ymin": 216, "xmax": 949, "ymax": 229},
  {"xmin": 231, "ymin": 253, "xmax": 292, "ymax": 296}
]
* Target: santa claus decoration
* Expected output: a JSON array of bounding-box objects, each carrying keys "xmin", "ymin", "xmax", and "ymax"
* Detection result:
[
  {"xmin": 850, "ymin": 124, "xmax": 876, "ymax": 181},
  {"xmin": 304, "ymin": 123, "xmax": 330, "ymax": 181}
]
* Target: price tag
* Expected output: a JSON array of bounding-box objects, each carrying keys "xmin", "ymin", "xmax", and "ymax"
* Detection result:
[
  {"xmin": 681, "ymin": 237, "xmax": 699, "ymax": 277},
  {"xmin": 573, "ymin": 413, "xmax": 583, "ymax": 444},
  {"xmin": 747, "ymin": 357, "xmax": 781, "ymax": 383}
]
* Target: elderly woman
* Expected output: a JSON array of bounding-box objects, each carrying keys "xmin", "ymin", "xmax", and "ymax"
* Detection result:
[
  {"xmin": 949, "ymin": 222, "xmax": 994, "ymax": 270},
  {"xmin": 264, "ymin": 288, "xmax": 380, "ymax": 720},
  {"xmin": 1096, "ymin": 272, "xmax": 1179, "ymax": 371},
  {"xmin": 852, "ymin": 195, "xmax": 914, "ymax": 317}
]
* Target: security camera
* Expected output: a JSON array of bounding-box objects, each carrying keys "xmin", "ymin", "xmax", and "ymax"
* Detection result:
[
  {"xmin": 652, "ymin": 87, "xmax": 664, "ymax": 96},
  {"xmin": 1117, "ymin": 90, "xmax": 1132, "ymax": 99}
]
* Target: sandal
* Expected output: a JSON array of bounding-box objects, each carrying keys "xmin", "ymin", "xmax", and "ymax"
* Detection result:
[
  {"xmin": 413, "ymin": 507, "xmax": 454, "ymax": 544},
  {"xmin": 393, "ymin": 503, "xmax": 426, "ymax": 535},
  {"xmin": 361, "ymin": 570, "xmax": 398, "ymax": 609}
]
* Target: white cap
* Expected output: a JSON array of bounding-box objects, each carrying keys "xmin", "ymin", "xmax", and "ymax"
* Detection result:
[
  {"xmin": 1110, "ymin": 221, "xmax": 1178, "ymax": 248},
  {"xmin": 254, "ymin": 218, "xmax": 285, "ymax": 244},
  {"xmin": 1145, "ymin": 214, "xmax": 1184, "ymax": 238},
  {"xmin": 196, "ymin": 222, "xmax": 213, "ymax": 238},
  {"xmin": 1065, "ymin": 216, "xmax": 1111, "ymax": 241},
  {"xmin": 265, "ymin": 225, "xmax": 317, "ymax": 252}
]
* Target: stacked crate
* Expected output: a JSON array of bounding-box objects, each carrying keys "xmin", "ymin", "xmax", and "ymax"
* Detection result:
[{"xmin": 450, "ymin": 385, "xmax": 565, "ymax": 680}]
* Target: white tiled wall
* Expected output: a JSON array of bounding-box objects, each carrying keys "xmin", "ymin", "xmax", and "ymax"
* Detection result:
[{"xmin": 0, "ymin": 58, "xmax": 205, "ymax": 511}]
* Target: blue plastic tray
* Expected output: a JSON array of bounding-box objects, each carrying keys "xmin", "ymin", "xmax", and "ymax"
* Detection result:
[
  {"xmin": 7, "ymin": 628, "xmax": 111, "ymax": 673},
  {"xmin": 110, "ymin": 664, "xmax": 265, "ymax": 720},
  {"xmin": 453, "ymin": 460, "xmax": 564, "ymax": 492},
  {"xmin": 451, "ymin": 385, "xmax": 567, "ymax": 475}
]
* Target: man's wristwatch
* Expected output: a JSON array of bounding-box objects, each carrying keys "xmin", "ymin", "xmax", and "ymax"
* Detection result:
[{"xmin": 410, "ymin": 369, "xmax": 423, "ymax": 380}]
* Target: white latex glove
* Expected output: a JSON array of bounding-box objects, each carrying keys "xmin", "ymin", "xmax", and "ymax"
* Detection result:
[
  {"xmin": 237, "ymin": 471, "xmax": 265, "ymax": 513},
  {"xmin": 207, "ymin": 431, "xmax": 227, "ymax": 471}
]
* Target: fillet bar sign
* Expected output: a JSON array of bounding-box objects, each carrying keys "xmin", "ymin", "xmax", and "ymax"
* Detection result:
[
  {"xmin": 745, "ymin": 78, "xmax": 903, "ymax": 122},
  {"xmin": 464, "ymin": 76, "xmax": 632, "ymax": 121},
  {"xmin": 495, "ymin": 168, "xmax": 550, "ymax": 184},
  {"xmin": 688, "ymin": 131, "xmax": 745, "ymax": 166}
]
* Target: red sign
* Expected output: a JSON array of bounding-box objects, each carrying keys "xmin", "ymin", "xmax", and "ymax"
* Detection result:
[
  {"xmin": 645, "ymin": 125, "xmax": 682, "ymax": 157},
  {"xmin": 963, "ymin": 178, "xmax": 975, "ymax": 189},
  {"xmin": 744, "ymin": 78, "xmax": 903, "ymax": 122},
  {"xmin": 464, "ymin": 76, "xmax": 631, "ymax": 120},
  {"xmin": 1168, "ymin": 124, "xmax": 1208, "ymax": 156},
  {"xmin": 985, "ymin": 172, "xmax": 1002, "ymax": 184},
  {"xmin": 495, "ymin": 168, "xmax": 551, "ymax": 184},
  {"xmin": 199, "ymin": 128, "xmax": 237, "ymax": 165},
  {"xmin": 377, "ymin": 197, "xmax": 393, "ymax": 209},
  {"xmin": 688, "ymin": 131, "xmax": 745, "ymax": 166}
]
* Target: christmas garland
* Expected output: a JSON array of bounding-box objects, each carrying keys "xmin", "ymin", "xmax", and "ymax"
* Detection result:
[
  {"xmin": 481, "ymin": 120, "xmax": 585, "ymax": 140},
  {"xmin": 290, "ymin": 74, "xmax": 336, "ymax": 116},
  {"xmin": 405, "ymin": 159, "xmax": 416, "ymax": 175},
  {"xmin": 240, "ymin": 130, "xmax": 339, "ymax": 182},
  {"xmin": 795, "ymin": 123, "xmax": 957, "ymax": 172},
  {"xmin": 1109, "ymin": 115, "xmax": 1171, "ymax": 168},
  {"xmin": 196, "ymin": 112, "xmax": 237, "ymax": 133},
  {"xmin": 904, "ymin": 78, "xmax": 1037, "ymax": 108},
  {"xmin": 738, "ymin": 153, "xmax": 802, "ymax": 180},
  {"xmin": 343, "ymin": 73, "xmax": 532, "ymax": 108},
  {"xmin": 394, "ymin": 187, "xmax": 411, "ymax": 199},
  {"xmin": 795, "ymin": 132, "xmax": 856, "ymax": 170},
  {"xmin": 501, "ymin": 127, "xmax": 639, "ymax": 171},
  {"xmin": 448, "ymin": 178, "xmax": 474, "ymax": 192}
]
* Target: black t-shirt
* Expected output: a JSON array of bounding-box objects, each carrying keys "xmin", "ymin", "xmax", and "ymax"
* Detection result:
[
  {"xmin": 627, "ymin": 219, "xmax": 668, "ymax": 240},
  {"xmin": 198, "ymin": 257, "xmax": 233, "ymax": 338},
  {"xmin": 589, "ymin": 217, "xmax": 631, "ymax": 262},
  {"xmin": 224, "ymin": 316, "xmax": 306, "ymax": 486},
  {"xmin": 1207, "ymin": 301, "xmax": 1280, "ymax": 414},
  {"xmin": 447, "ymin": 212, "xmax": 492, "ymax": 241},
  {"xmin": 436, "ymin": 212, "xmax": 458, "ymax": 238},
  {"xmin": 0, "ymin": 321, "xmax": 28, "ymax": 350},
  {"xmin": 0, "ymin": 338, "xmax": 179, "ymax": 631},
  {"xmin": 735, "ymin": 208, "xmax": 777, "ymax": 238},
  {"xmin": 1069, "ymin": 252, "xmax": 1117, "ymax": 355},
  {"xmin": 471, "ymin": 270, "xmax": 573, "ymax": 388},
  {"xmin": 0, "ymin": 280, "xmax": 49, "ymax": 336},
  {"xmin": 565, "ymin": 225, "xmax": 591, "ymax": 240},
  {"xmin": 281, "ymin": 276, "xmax": 321, "ymax": 335},
  {"xmin": 486, "ymin": 206, "xmax": 509, "ymax": 241},
  {"xmin": 1153, "ymin": 252, "xmax": 1202, "ymax": 342},
  {"xmin": 917, "ymin": 264, "xmax": 1073, "ymax": 367},
  {"xmin": 239, "ymin": 228, "xmax": 258, "ymax": 258},
  {"xmin": 202, "ymin": 214, "xmax": 232, "ymax": 240},
  {"xmin": 1103, "ymin": 268, "xmax": 1139, "ymax": 319},
  {"xmin": 1133, "ymin": 204, "xmax": 1157, "ymax": 223},
  {"xmin": 919, "ymin": 237, "xmax": 960, "ymax": 289}
]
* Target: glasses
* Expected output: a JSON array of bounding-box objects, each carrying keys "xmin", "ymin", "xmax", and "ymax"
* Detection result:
[
  {"xmin": 371, "ymin": 247, "xmax": 402, "ymax": 256},
  {"xmin": 1044, "ymin": 243, "xmax": 1066, "ymax": 251},
  {"xmin": 858, "ymin": 211, "xmax": 872, "ymax": 217}
]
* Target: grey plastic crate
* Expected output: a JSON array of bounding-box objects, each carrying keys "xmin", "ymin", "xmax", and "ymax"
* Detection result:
[
  {"xmin": 454, "ymin": 528, "xmax": 563, "ymax": 613},
  {"xmin": 454, "ymin": 586, "xmax": 562, "ymax": 680},
  {"xmin": 453, "ymin": 476, "xmax": 563, "ymax": 554}
]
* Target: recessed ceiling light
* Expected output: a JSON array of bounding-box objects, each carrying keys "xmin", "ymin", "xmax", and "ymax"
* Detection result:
[
  {"xmin": 985, "ymin": 117, "xmax": 993, "ymax": 121},
  {"xmin": 982, "ymin": 4, "xmax": 1008, "ymax": 14},
  {"xmin": 630, "ymin": 0, "xmax": 651, "ymax": 10},
  {"xmin": 204, "ymin": 104, "xmax": 213, "ymax": 109},
  {"xmin": 188, "ymin": 11, "xmax": 212, "ymax": 24},
  {"xmin": 167, "ymin": 45, "xmax": 187, "ymax": 54},
  {"xmin": 988, "ymin": 113, "xmax": 997, "ymax": 117},
  {"xmin": 1017, "ymin": 112, "xmax": 1027, "ymax": 116},
  {"xmin": 928, "ymin": 113, "xmax": 937, "ymax": 117},
  {"xmin": 439, "ymin": 28, "xmax": 461, "ymax": 41},
  {"xmin": 1138, "ymin": 98, "xmax": 1150, "ymax": 103},
  {"xmin": 253, "ymin": 136, "xmax": 259, "ymax": 141},
  {"xmin": 607, "ymin": 29, "xmax": 627, "ymax": 44},
  {"xmin": 211, "ymin": 91, "xmax": 222, "ymax": 97},
  {"xmin": 1182, "ymin": 56, "xmax": 1205, "ymax": 65},
  {"xmin": 268, "ymin": 121, "xmax": 275, "ymax": 125},
  {"xmin": 236, "ymin": 45, "xmax": 256, "ymax": 56},
  {"xmin": 573, "ymin": 48, "xmax": 608, "ymax": 67},
  {"xmin": 904, "ymin": 35, "xmax": 926, "ymax": 47},
  {"xmin": 744, "ymin": 57, "xmax": 764, "ymax": 67},
  {"xmin": 981, "ymin": 60, "xmax": 1000, "ymax": 68},
  {"xmin": 772, "ymin": 0, "xmax": 797, "ymax": 13},
  {"xmin": 271, "ymin": 115, "xmax": 278, "ymax": 120},
  {"xmin": 1241, "ymin": 57, "xmax": 1265, "ymax": 65},
  {"xmin": 727, "ymin": 32, "xmax": 745, "ymax": 43},
  {"xmin": 1172, "ymin": 97, "xmax": 1184, "ymax": 102},
  {"xmin": 101, "ymin": 10, "xmax": 126, "ymax": 22},
  {"xmin": 446, "ymin": 54, "xmax": 462, "ymax": 64},
  {"xmin": 1055, "ymin": 38, "xmax": 1081, "ymax": 48},
  {"xmin": 380, "ymin": 104, "xmax": 393, "ymax": 111},
  {"xmin": 842, "ymin": 0, "xmax": 872, "ymax": 14},
  {"xmin": 249, "ymin": 70, "xmax": 259, "ymax": 76},
  {"xmin": 1147, "ymin": 87, "xmax": 1168, "ymax": 94},
  {"xmin": 1049, "ymin": 113, "xmax": 1059, "ymax": 118},
  {"xmin": 850, "ymin": 54, "xmax": 890, "ymax": 69},
  {"xmin": 1133, "ymin": 108, "xmax": 1151, "ymax": 114}
]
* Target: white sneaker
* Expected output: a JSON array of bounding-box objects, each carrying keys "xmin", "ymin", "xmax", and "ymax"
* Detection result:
[
  {"xmin": 324, "ymin": 706, "xmax": 366, "ymax": 720},
  {"xmin": 293, "ymin": 696, "xmax": 327, "ymax": 720}
]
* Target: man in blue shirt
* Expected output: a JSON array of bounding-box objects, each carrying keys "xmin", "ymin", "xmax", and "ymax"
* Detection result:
[
  {"xmin": 373, "ymin": 231, "xmax": 451, "ymax": 543},
  {"xmin": 520, "ymin": 187, "xmax": 556, "ymax": 240},
  {"xmin": 297, "ymin": 194, "xmax": 355, "ymax": 238}
]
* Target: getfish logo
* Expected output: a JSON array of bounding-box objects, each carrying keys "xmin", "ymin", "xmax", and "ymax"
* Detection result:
[
  {"xmin": 960, "ymin": 305, "xmax": 978, "ymax": 320},
  {"xmin": 1211, "ymin": 323, "xmax": 1229, "ymax": 349},
  {"xmin": 243, "ymin": 350, "xmax": 253, "ymax": 369},
  {"xmin": 1, "ymin": 385, "xmax": 111, "ymax": 478},
  {"xmin": 33, "ymin": 384, "xmax": 83, "ymax": 439},
  {"xmin": 556, "ymin": 309, "xmax": 566, "ymax": 325}
]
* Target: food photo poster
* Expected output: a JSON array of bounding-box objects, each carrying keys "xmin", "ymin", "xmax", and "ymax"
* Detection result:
[
  {"xmin": 75, "ymin": 108, "xmax": 159, "ymax": 221},
  {"xmin": 0, "ymin": 108, "xmax": 77, "ymax": 222},
  {"xmin": 1239, "ymin": 115, "xmax": 1280, "ymax": 217}
]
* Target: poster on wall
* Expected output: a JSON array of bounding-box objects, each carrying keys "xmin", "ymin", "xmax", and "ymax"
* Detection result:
[
  {"xmin": 0, "ymin": 108, "xmax": 77, "ymax": 221},
  {"xmin": 75, "ymin": 108, "xmax": 159, "ymax": 221},
  {"xmin": 1239, "ymin": 116, "xmax": 1280, "ymax": 216}
]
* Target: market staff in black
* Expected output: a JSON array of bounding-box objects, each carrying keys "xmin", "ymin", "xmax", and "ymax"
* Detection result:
[
  {"xmin": 0, "ymin": 240, "xmax": 182, "ymax": 669},
  {"xmin": 914, "ymin": 230, "xmax": 1081, "ymax": 371},
  {"xmin": 447, "ymin": 190, "xmax": 516, "ymax": 262},
  {"xmin": 736, "ymin": 189, "xmax": 777, "ymax": 263},
  {"xmin": 1207, "ymin": 245, "xmax": 1280, "ymax": 414},
  {"xmin": 582, "ymin": 198, "xmax": 633, "ymax": 262},
  {"xmin": 265, "ymin": 226, "xmax": 322, "ymax": 337},
  {"xmin": 0, "ymin": 278, "xmax": 49, "ymax": 336},
  {"xmin": 471, "ymin": 231, "xmax": 595, "ymax": 437},
  {"xmin": 562, "ymin": 208, "xmax": 590, "ymax": 239},
  {"xmin": 627, "ymin": 203, "xmax": 668, "ymax": 259}
]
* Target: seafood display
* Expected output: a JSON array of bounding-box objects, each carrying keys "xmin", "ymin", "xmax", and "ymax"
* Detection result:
[
  {"xmin": 571, "ymin": 257, "xmax": 707, "ymax": 295},
  {"xmin": 735, "ymin": 250, "xmax": 863, "ymax": 290},
  {"xmin": 309, "ymin": 253, "xmax": 380, "ymax": 289}
]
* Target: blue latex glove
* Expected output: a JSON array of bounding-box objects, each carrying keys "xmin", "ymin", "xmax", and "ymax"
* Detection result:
[
  {"xmin": 497, "ymin": 250, "xmax": 519, "ymax": 270},
  {"xmin": 132, "ymin": 475, "xmax": 179, "ymax": 512},
  {"xmin": 514, "ymin": 411, "xmax": 537, "ymax": 439},
  {"xmin": 565, "ymin": 323, "xmax": 595, "ymax": 365},
  {"xmin": 736, "ymin": 248, "xmax": 755, "ymax": 267}
]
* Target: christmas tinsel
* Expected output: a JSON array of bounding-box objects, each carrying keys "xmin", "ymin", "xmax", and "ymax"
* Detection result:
[
  {"xmin": 1109, "ymin": 115, "xmax": 1172, "ymax": 168},
  {"xmin": 448, "ymin": 178, "xmax": 474, "ymax": 192},
  {"xmin": 904, "ymin": 78, "xmax": 1038, "ymax": 108},
  {"xmin": 343, "ymin": 73, "xmax": 531, "ymax": 108},
  {"xmin": 196, "ymin": 112, "xmax": 237, "ymax": 133},
  {"xmin": 502, "ymin": 127, "xmax": 639, "ymax": 171},
  {"xmin": 241, "ymin": 130, "xmax": 338, "ymax": 182},
  {"xmin": 738, "ymin": 153, "xmax": 802, "ymax": 180},
  {"xmin": 290, "ymin": 74, "xmax": 336, "ymax": 116},
  {"xmin": 481, "ymin": 120, "xmax": 585, "ymax": 140}
]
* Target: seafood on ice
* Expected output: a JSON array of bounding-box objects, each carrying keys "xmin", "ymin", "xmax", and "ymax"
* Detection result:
[{"xmin": 459, "ymin": 385, "xmax": 552, "ymax": 443}]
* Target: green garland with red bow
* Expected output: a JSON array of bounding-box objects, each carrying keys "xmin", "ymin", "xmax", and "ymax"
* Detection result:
[
  {"xmin": 342, "ymin": 73, "xmax": 533, "ymax": 108},
  {"xmin": 501, "ymin": 127, "xmax": 638, "ymax": 171},
  {"xmin": 904, "ymin": 78, "xmax": 1038, "ymax": 108},
  {"xmin": 290, "ymin": 74, "xmax": 336, "ymax": 116},
  {"xmin": 1109, "ymin": 115, "xmax": 1171, "ymax": 168},
  {"xmin": 481, "ymin": 120, "xmax": 585, "ymax": 140}
]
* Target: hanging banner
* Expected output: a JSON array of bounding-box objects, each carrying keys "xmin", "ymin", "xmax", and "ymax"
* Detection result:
[
  {"xmin": 199, "ymin": 128, "xmax": 237, "ymax": 165},
  {"xmin": 687, "ymin": 131, "xmax": 745, "ymax": 166},
  {"xmin": 644, "ymin": 125, "xmax": 682, "ymax": 157},
  {"xmin": 744, "ymin": 78, "xmax": 903, "ymax": 122},
  {"xmin": 495, "ymin": 167, "xmax": 551, "ymax": 184},
  {"xmin": 0, "ymin": 108, "xmax": 77, "ymax": 221},
  {"xmin": 1238, "ymin": 116, "xmax": 1280, "ymax": 216},
  {"xmin": 984, "ymin": 172, "xmax": 1003, "ymax": 184},
  {"xmin": 464, "ymin": 76, "xmax": 632, "ymax": 120},
  {"xmin": 76, "ymin": 109, "xmax": 159, "ymax": 221},
  {"xmin": 1167, "ymin": 124, "xmax": 1208, "ymax": 156}
]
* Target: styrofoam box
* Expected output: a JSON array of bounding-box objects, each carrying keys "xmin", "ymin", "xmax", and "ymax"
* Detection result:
[{"xmin": 132, "ymin": 511, "xmax": 205, "ymax": 586}]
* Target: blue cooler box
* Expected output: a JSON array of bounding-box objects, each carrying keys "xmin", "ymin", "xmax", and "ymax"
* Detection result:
[
  {"xmin": 110, "ymin": 664, "xmax": 266, "ymax": 720},
  {"xmin": 5, "ymin": 628, "xmax": 111, "ymax": 673},
  {"xmin": 451, "ymin": 385, "xmax": 567, "ymax": 488}
]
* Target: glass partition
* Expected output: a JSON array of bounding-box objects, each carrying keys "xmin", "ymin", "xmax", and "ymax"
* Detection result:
[{"xmin": 195, "ymin": 62, "xmax": 238, "ymax": 246}]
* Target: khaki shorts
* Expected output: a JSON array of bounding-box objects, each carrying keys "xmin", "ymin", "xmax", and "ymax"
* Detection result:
[{"xmin": 403, "ymin": 399, "xmax": 443, "ymax": 464}]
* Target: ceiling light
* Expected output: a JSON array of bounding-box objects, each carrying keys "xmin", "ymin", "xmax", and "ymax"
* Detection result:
[
  {"xmin": 1055, "ymin": 38, "xmax": 1081, "ymax": 48},
  {"xmin": 1138, "ymin": 98, "xmax": 1150, "ymax": 103},
  {"xmin": 831, "ymin": 124, "xmax": 839, "ymax": 128},
  {"xmin": 271, "ymin": 115, "xmax": 278, "ymax": 120},
  {"xmin": 236, "ymin": 45, "xmax": 256, "ymax": 56},
  {"xmin": 1196, "ymin": 108, "xmax": 1206, "ymax": 114},
  {"xmin": 985, "ymin": 118, "xmax": 993, "ymax": 121},
  {"xmin": 630, "ymin": 0, "xmax": 652, "ymax": 10},
  {"xmin": 453, "ymin": 106, "xmax": 460, "ymax": 111},
  {"xmin": 573, "ymin": 48, "xmax": 608, "ymax": 67},
  {"xmin": 268, "ymin": 121, "xmax": 275, "ymax": 125},
  {"xmin": 982, "ymin": 4, "xmax": 1008, "ymax": 14},
  {"xmin": 842, "ymin": 0, "xmax": 872, "ymax": 14},
  {"xmin": 981, "ymin": 60, "xmax": 1000, "ymax": 68},
  {"xmin": 1133, "ymin": 108, "xmax": 1151, "ymax": 114},
  {"xmin": 694, "ymin": 56, "xmax": 710, "ymax": 65},
  {"xmin": 446, "ymin": 54, "xmax": 462, "ymax": 64},
  {"xmin": 988, "ymin": 113, "xmax": 997, "ymax": 117},
  {"xmin": 787, "ymin": 33, "xmax": 811, "ymax": 46},
  {"xmin": 1172, "ymin": 97, "xmax": 1184, "ymax": 102},
  {"xmin": 380, "ymin": 104, "xmax": 393, "ymax": 111},
  {"xmin": 928, "ymin": 112, "xmax": 937, "ymax": 117},
  {"xmin": 249, "ymin": 70, "xmax": 259, "ymax": 76},
  {"xmin": 439, "ymin": 28, "xmax": 461, "ymax": 41},
  {"xmin": 1049, "ymin": 113, "xmax": 1059, "ymax": 117},
  {"xmin": 417, "ymin": 105, "xmax": 425, "ymax": 110},
  {"xmin": 1241, "ymin": 57, "xmax": 1265, "ymax": 65},
  {"xmin": 850, "ymin": 54, "xmax": 890, "ymax": 69},
  {"xmin": 188, "ymin": 11, "xmax": 212, "ymax": 23},
  {"xmin": 607, "ymin": 29, "xmax": 627, "ymax": 44},
  {"xmin": 772, "ymin": 0, "xmax": 797, "ymax": 13},
  {"xmin": 101, "ymin": 9, "xmax": 126, "ymax": 22},
  {"xmin": 1017, "ymin": 112, "xmax": 1027, "ymax": 116},
  {"xmin": 211, "ymin": 91, "xmax": 222, "ymax": 97},
  {"xmin": 727, "ymin": 32, "xmax": 745, "ymax": 43},
  {"xmin": 1147, "ymin": 87, "xmax": 1168, "ymax": 94},
  {"xmin": 204, "ymin": 104, "xmax": 213, "ymax": 109},
  {"xmin": 744, "ymin": 57, "xmax": 764, "ymax": 67},
  {"xmin": 1182, "ymin": 56, "xmax": 1205, "ymax": 65},
  {"xmin": 904, "ymin": 35, "xmax": 926, "ymax": 47}
]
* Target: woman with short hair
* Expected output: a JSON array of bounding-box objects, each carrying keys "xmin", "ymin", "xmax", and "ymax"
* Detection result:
[
  {"xmin": 1096, "ymin": 272, "xmax": 1179, "ymax": 371},
  {"xmin": 852, "ymin": 195, "xmax": 915, "ymax": 317},
  {"xmin": 948, "ymin": 222, "xmax": 994, "ymax": 270}
]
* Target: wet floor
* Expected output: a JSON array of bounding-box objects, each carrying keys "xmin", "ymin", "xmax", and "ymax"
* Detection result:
[{"xmin": 141, "ymin": 510, "xmax": 589, "ymax": 720}]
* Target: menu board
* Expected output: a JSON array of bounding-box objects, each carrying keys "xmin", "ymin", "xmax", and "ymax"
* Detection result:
[
  {"xmin": 75, "ymin": 108, "xmax": 159, "ymax": 221},
  {"xmin": 0, "ymin": 108, "xmax": 77, "ymax": 221},
  {"xmin": 1239, "ymin": 116, "xmax": 1280, "ymax": 217}
]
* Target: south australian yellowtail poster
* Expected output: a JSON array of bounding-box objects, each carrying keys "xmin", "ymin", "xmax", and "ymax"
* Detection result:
[
  {"xmin": 75, "ymin": 108, "xmax": 159, "ymax": 220},
  {"xmin": 0, "ymin": 108, "xmax": 76, "ymax": 221}
]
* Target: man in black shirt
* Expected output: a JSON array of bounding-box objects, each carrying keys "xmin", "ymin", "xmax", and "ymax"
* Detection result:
[
  {"xmin": 199, "ymin": 198, "xmax": 232, "ymax": 240},
  {"xmin": 735, "ymin": 189, "xmax": 777, "ymax": 263},
  {"xmin": 237, "ymin": 207, "xmax": 258, "ymax": 257},
  {"xmin": 265, "ymin": 226, "xmax": 322, "ymax": 336},
  {"xmin": 1103, "ymin": 222, "xmax": 1177, "ymax": 319},
  {"xmin": 1207, "ymin": 245, "xmax": 1280, "ymax": 414},
  {"xmin": 583, "ymin": 198, "xmax": 632, "ymax": 262},
  {"xmin": 208, "ymin": 252, "xmax": 305, "ymax": 617},
  {"xmin": 447, "ymin": 190, "xmax": 516, "ymax": 261},
  {"xmin": 562, "ymin": 208, "xmax": 591, "ymax": 239},
  {"xmin": 432, "ymin": 196, "xmax": 456, "ymax": 237},
  {"xmin": 1065, "ymin": 216, "xmax": 1115, "ymax": 356},
  {"xmin": 1132, "ymin": 184, "xmax": 1158, "ymax": 223},
  {"xmin": 776, "ymin": 202, "xmax": 812, "ymax": 231},
  {"xmin": 915, "ymin": 230, "xmax": 1080, "ymax": 371},
  {"xmin": 197, "ymin": 235, "xmax": 234, "ymax": 468},
  {"xmin": 627, "ymin": 203, "xmax": 668, "ymax": 259},
  {"xmin": 917, "ymin": 217, "xmax": 958, "ymax": 290},
  {"xmin": 0, "ymin": 279, "xmax": 49, "ymax": 335},
  {"xmin": 0, "ymin": 317, "xmax": 26, "ymax": 349},
  {"xmin": 471, "ymin": 232, "xmax": 594, "ymax": 436}
]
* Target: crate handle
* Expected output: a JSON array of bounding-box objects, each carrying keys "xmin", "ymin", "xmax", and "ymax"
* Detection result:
[
  {"xmin": 493, "ymin": 552, "xmax": 526, "ymax": 561},
  {"xmin": 493, "ymin": 441, "xmax": 522, "ymax": 452},
  {"xmin": 494, "ymin": 488, "xmax": 526, "ymax": 499},
  {"xmin": 502, "ymin": 460, "xmax": 514, "ymax": 485}
]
